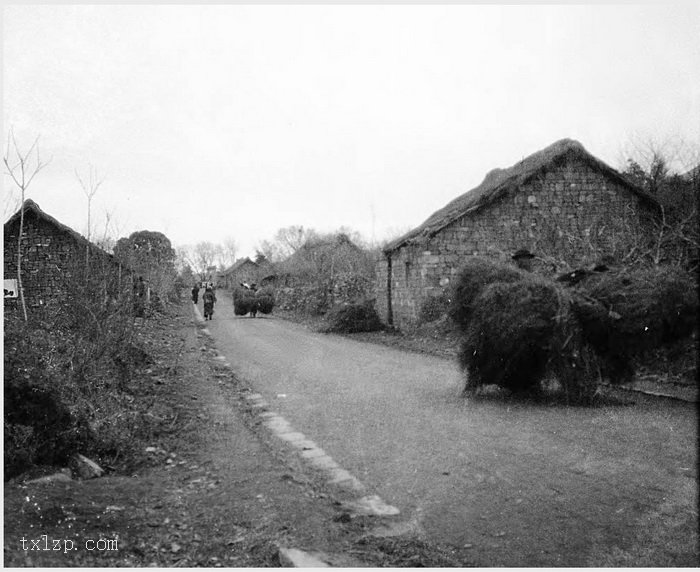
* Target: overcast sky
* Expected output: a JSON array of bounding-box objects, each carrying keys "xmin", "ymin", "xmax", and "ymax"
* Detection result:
[{"xmin": 3, "ymin": 4, "xmax": 699, "ymax": 259}]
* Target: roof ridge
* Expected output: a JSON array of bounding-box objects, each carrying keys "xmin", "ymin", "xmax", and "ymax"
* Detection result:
[{"xmin": 384, "ymin": 138, "xmax": 656, "ymax": 253}]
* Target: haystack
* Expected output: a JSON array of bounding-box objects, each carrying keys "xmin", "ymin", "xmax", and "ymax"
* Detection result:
[
  {"xmin": 570, "ymin": 266, "xmax": 698, "ymax": 383},
  {"xmin": 232, "ymin": 287, "xmax": 256, "ymax": 316},
  {"xmin": 448, "ymin": 257, "xmax": 525, "ymax": 330},
  {"xmin": 255, "ymin": 286, "xmax": 275, "ymax": 315},
  {"xmin": 459, "ymin": 276, "xmax": 599, "ymax": 400}
]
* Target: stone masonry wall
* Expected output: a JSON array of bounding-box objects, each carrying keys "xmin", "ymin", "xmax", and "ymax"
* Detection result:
[
  {"xmin": 4, "ymin": 214, "xmax": 119, "ymax": 317},
  {"xmin": 379, "ymin": 159, "xmax": 656, "ymax": 331}
]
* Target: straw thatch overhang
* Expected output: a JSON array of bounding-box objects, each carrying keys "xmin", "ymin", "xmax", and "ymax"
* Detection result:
[{"xmin": 383, "ymin": 139, "xmax": 660, "ymax": 254}]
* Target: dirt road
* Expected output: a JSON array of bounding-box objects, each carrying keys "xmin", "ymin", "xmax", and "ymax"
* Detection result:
[
  {"xmin": 4, "ymin": 303, "xmax": 465, "ymax": 567},
  {"xmin": 207, "ymin": 293, "xmax": 698, "ymax": 567}
]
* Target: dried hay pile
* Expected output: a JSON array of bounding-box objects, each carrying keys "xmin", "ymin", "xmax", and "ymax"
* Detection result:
[
  {"xmin": 448, "ymin": 257, "xmax": 525, "ymax": 330},
  {"xmin": 458, "ymin": 275, "xmax": 599, "ymax": 401},
  {"xmin": 232, "ymin": 286, "xmax": 276, "ymax": 316},
  {"xmin": 450, "ymin": 257, "xmax": 698, "ymax": 403},
  {"xmin": 233, "ymin": 287, "xmax": 255, "ymax": 316},
  {"xmin": 321, "ymin": 300, "xmax": 383, "ymax": 334},
  {"xmin": 570, "ymin": 266, "xmax": 698, "ymax": 383}
]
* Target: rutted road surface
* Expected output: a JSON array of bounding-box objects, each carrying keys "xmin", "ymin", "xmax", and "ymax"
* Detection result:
[{"xmin": 205, "ymin": 294, "xmax": 698, "ymax": 567}]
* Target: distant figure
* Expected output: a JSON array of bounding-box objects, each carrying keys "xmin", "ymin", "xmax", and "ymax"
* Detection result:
[
  {"xmin": 133, "ymin": 276, "xmax": 147, "ymax": 316},
  {"xmin": 191, "ymin": 283, "xmax": 200, "ymax": 304},
  {"xmin": 203, "ymin": 287, "xmax": 216, "ymax": 320},
  {"xmin": 512, "ymin": 248, "xmax": 535, "ymax": 272}
]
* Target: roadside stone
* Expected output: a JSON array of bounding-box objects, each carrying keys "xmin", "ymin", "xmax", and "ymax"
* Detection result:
[
  {"xmin": 70, "ymin": 454, "xmax": 104, "ymax": 479},
  {"xmin": 278, "ymin": 547, "xmax": 330, "ymax": 568},
  {"xmin": 25, "ymin": 470, "xmax": 73, "ymax": 485}
]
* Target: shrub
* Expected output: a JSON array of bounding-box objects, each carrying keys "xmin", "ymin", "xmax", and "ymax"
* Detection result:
[
  {"xmin": 321, "ymin": 300, "xmax": 383, "ymax": 334},
  {"xmin": 3, "ymin": 319, "xmax": 91, "ymax": 478},
  {"xmin": 419, "ymin": 293, "xmax": 450, "ymax": 324},
  {"xmin": 448, "ymin": 257, "xmax": 525, "ymax": 330},
  {"xmin": 3, "ymin": 252, "xmax": 153, "ymax": 479}
]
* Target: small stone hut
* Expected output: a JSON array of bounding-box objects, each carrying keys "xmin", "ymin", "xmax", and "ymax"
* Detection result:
[
  {"xmin": 376, "ymin": 138, "xmax": 660, "ymax": 331},
  {"xmin": 220, "ymin": 257, "xmax": 275, "ymax": 290},
  {"xmin": 4, "ymin": 199, "xmax": 125, "ymax": 317}
]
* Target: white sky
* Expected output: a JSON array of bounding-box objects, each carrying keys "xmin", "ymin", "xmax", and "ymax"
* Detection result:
[{"xmin": 3, "ymin": 4, "xmax": 699, "ymax": 258}]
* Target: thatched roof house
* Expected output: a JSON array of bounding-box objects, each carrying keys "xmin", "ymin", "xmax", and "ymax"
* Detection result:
[
  {"xmin": 376, "ymin": 138, "xmax": 660, "ymax": 330},
  {"xmin": 4, "ymin": 199, "xmax": 123, "ymax": 315},
  {"xmin": 220, "ymin": 257, "xmax": 276, "ymax": 289}
]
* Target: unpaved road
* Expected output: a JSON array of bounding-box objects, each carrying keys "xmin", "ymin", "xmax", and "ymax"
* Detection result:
[{"xmin": 206, "ymin": 294, "xmax": 698, "ymax": 567}]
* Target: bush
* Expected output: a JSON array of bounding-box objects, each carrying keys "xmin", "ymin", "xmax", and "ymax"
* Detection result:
[
  {"xmin": 448, "ymin": 257, "xmax": 525, "ymax": 330},
  {"xmin": 3, "ymin": 253, "xmax": 152, "ymax": 479},
  {"xmin": 321, "ymin": 300, "xmax": 383, "ymax": 334},
  {"xmin": 419, "ymin": 293, "xmax": 450, "ymax": 324},
  {"xmin": 3, "ymin": 319, "xmax": 91, "ymax": 478}
]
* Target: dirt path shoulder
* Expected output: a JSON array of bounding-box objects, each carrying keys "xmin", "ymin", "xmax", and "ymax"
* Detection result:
[{"xmin": 4, "ymin": 301, "xmax": 464, "ymax": 567}]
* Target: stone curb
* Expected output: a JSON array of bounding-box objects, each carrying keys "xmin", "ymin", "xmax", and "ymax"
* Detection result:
[{"xmin": 278, "ymin": 547, "xmax": 330, "ymax": 567}]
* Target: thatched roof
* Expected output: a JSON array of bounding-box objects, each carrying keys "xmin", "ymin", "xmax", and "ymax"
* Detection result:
[
  {"xmin": 5, "ymin": 199, "xmax": 121, "ymax": 271},
  {"xmin": 384, "ymin": 138, "xmax": 659, "ymax": 253},
  {"xmin": 5, "ymin": 199, "xmax": 114, "ymax": 258},
  {"xmin": 222, "ymin": 257, "xmax": 257, "ymax": 275}
]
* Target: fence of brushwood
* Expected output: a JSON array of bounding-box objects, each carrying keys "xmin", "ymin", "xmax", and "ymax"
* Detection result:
[{"xmin": 448, "ymin": 257, "xmax": 698, "ymax": 403}]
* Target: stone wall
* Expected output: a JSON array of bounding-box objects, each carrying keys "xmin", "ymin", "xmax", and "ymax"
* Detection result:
[
  {"xmin": 379, "ymin": 159, "xmax": 657, "ymax": 331},
  {"xmin": 222, "ymin": 264, "xmax": 259, "ymax": 290},
  {"xmin": 4, "ymin": 214, "xmax": 122, "ymax": 317}
]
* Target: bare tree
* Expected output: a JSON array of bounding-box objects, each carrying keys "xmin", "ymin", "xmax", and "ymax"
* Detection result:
[
  {"xmin": 220, "ymin": 237, "xmax": 238, "ymax": 269},
  {"xmin": 3, "ymin": 130, "xmax": 51, "ymax": 321},
  {"xmin": 275, "ymin": 225, "xmax": 317, "ymax": 258},
  {"xmin": 620, "ymin": 137, "xmax": 699, "ymax": 269},
  {"xmin": 75, "ymin": 164, "xmax": 105, "ymax": 243},
  {"xmin": 178, "ymin": 242, "xmax": 222, "ymax": 281}
]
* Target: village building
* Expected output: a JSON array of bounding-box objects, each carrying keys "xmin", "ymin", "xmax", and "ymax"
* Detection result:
[
  {"xmin": 4, "ymin": 199, "xmax": 126, "ymax": 317},
  {"xmin": 376, "ymin": 139, "xmax": 660, "ymax": 331},
  {"xmin": 219, "ymin": 257, "xmax": 276, "ymax": 290}
]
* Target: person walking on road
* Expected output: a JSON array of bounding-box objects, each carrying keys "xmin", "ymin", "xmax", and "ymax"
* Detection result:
[
  {"xmin": 191, "ymin": 283, "xmax": 200, "ymax": 304},
  {"xmin": 203, "ymin": 286, "xmax": 216, "ymax": 320}
]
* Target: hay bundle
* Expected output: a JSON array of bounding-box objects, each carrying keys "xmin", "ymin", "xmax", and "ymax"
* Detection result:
[
  {"xmin": 321, "ymin": 300, "xmax": 382, "ymax": 334},
  {"xmin": 570, "ymin": 266, "xmax": 698, "ymax": 383},
  {"xmin": 459, "ymin": 277, "xmax": 598, "ymax": 399},
  {"xmin": 448, "ymin": 257, "xmax": 525, "ymax": 330},
  {"xmin": 255, "ymin": 286, "xmax": 275, "ymax": 315},
  {"xmin": 232, "ymin": 287, "xmax": 256, "ymax": 316},
  {"xmin": 579, "ymin": 266, "xmax": 698, "ymax": 347}
]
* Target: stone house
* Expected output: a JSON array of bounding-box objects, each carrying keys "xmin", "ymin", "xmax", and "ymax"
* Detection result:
[
  {"xmin": 376, "ymin": 139, "xmax": 660, "ymax": 331},
  {"xmin": 220, "ymin": 257, "xmax": 276, "ymax": 290},
  {"xmin": 4, "ymin": 199, "xmax": 125, "ymax": 317}
]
